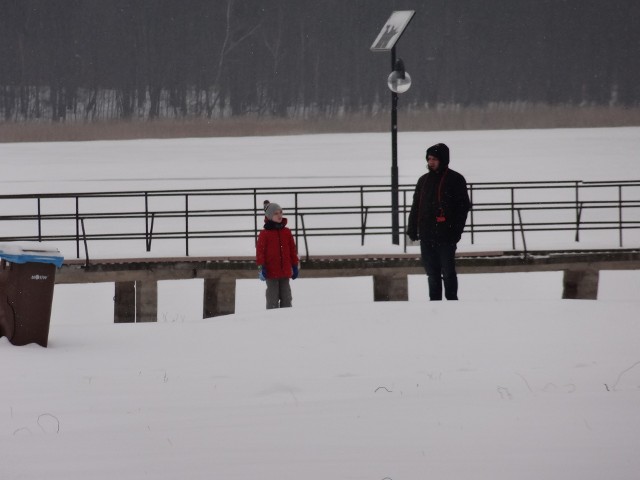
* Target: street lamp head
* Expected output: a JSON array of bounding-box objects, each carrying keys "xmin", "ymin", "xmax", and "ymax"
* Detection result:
[{"xmin": 388, "ymin": 58, "xmax": 411, "ymax": 93}]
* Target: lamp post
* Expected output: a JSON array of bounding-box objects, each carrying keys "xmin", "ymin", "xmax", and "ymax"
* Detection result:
[
  {"xmin": 388, "ymin": 55, "xmax": 411, "ymax": 245},
  {"xmin": 371, "ymin": 11, "xmax": 415, "ymax": 245}
]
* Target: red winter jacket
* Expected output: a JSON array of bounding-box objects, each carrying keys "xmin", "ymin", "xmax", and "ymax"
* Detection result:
[{"xmin": 256, "ymin": 217, "xmax": 299, "ymax": 279}]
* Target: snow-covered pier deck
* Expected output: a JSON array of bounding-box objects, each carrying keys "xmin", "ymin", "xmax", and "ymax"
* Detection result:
[{"xmin": 54, "ymin": 249, "xmax": 640, "ymax": 323}]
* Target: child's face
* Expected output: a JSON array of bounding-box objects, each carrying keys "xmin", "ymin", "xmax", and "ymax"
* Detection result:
[{"xmin": 271, "ymin": 210, "xmax": 283, "ymax": 223}]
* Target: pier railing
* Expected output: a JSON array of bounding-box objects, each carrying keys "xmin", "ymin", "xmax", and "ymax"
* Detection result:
[{"xmin": 1, "ymin": 180, "xmax": 639, "ymax": 260}]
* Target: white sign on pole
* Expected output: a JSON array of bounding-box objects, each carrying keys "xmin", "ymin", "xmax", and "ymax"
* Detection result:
[{"xmin": 370, "ymin": 10, "xmax": 415, "ymax": 52}]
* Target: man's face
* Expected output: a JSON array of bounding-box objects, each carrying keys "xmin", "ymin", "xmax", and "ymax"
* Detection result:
[{"xmin": 427, "ymin": 155, "xmax": 440, "ymax": 172}]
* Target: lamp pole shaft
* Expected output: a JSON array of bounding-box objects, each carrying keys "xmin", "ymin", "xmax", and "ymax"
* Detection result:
[{"xmin": 390, "ymin": 46, "xmax": 400, "ymax": 245}]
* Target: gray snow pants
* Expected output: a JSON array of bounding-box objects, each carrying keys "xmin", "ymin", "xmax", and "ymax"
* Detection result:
[{"xmin": 265, "ymin": 278, "xmax": 292, "ymax": 309}]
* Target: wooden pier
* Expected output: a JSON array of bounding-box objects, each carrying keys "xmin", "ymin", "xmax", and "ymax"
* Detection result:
[{"xmin": 54, "ymin": 249, "xmax": 640, "ymax": 322}]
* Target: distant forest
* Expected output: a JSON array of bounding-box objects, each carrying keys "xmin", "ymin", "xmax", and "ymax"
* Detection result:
[{"xmin": 1, "ymin": 0, "xmax": 639, "ymax": 122}]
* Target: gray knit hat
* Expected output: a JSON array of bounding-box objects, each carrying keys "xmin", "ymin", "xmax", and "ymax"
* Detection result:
[{"xmin": 264, "ymin": 201, "xmax": 282, "ymax": 220}]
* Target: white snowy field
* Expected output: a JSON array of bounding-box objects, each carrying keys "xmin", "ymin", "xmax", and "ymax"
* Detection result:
[
  {"xmin": 2, "ymin": 127, "xmax": 639, "ymax": 194},
  {"xmin": 3, "ymin": 298, "xmax": 640, "ymax": 480},
  {"xmin": 1, "ymin": 127, "xmax": 640, "ymax": 480}
]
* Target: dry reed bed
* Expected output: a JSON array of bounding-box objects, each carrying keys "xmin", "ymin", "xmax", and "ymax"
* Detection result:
[{"xmin": 1, "ymin": 105, "xmax": 639, "ymax": 143}]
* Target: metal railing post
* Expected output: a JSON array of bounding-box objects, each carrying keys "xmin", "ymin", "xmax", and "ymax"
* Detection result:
[
  {"xmin": 469, "ymin": 183, "xmax": 475, "ymax": 245},
  {"xmin": 618, "ymin": 185, "xmax": 623, "ymax": 247},
  {"xmin": 516, "ymin": 209, "xmax": 527, "ymax": 256},
  {"xmin": 146, "ymin": 213, "xmax": 156, "ymax": 252},
  {"xmin": 185, "ymin": 194, "xmax": 190, "ymax": 256},
  {"xmin": 402, "ymin": 189, "xmax": 407, "ymax": 253},
  {"xmin": 37, "ymin": 197, "xmax": 42, "ymax": 242},
  {"xmin": 300, "ymin": 213, "xmax": 310, "ymax": 261},
  {"xmin": 144, "ymin": 192, "xmax": 151, "ymax": 252},
  {"xmin": 294, "ymin": 192, "xmax": 299, "ymax": 254},
  {"xmin": 575, "ymin": 203, "xmax": 583, "ymax": 242},
  {"xmin": 574, "ymin": 182, "xmax": 580, "ymax": 242},
  {"xmin": 75, "ymin": 196, "xmax": 80, "ymax": 259},
  {"xmin": 253, "ymin": 189, "xmax": 258, "ymax": 247},
  {"xmin": 360, "ymin": 186, "xmax": 365, "ymax": 245},
  {"xmin": 361, "ymin": 207, "xmax": 369, "ymax": 246},
  {"xmin": 80, "ymin": 218, "xmax": 90, "ymax": 266},
  {"xmin": 510, "ymin": 188, "xmax": 516, "ymax": 250}
]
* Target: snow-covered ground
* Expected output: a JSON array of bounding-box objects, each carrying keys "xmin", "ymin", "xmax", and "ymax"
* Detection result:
[
  {"xmin": 2, "ymin": 127, "xmax": 639, "ymax": 194},
  {"xmin": 1, "ymin": 128, "xmax": 640, "ymax": 479}
]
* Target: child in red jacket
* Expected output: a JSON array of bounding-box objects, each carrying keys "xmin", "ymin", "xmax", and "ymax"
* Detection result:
[{"xmin": 256, "ymin": 200, "xmax": 299, "ymax": 309}]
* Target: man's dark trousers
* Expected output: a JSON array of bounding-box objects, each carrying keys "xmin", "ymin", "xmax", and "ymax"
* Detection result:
[{"xmin": 420, "ymin": 241, "xmax": 458, "ymax": 300}]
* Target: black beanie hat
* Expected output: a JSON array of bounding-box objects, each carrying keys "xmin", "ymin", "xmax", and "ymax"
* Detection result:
[{"xmin": 426, "ymin": 143, "xmax": 450, "ymax": 166}]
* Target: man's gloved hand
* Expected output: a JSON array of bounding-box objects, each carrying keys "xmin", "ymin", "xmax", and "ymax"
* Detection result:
[
  {"xmin": 258, "ymin": 265, "xmax": 267, "ymax": 281},
  {"xmin": 291, "ymin": 265, "xmax": 299, "ymax": 280}
]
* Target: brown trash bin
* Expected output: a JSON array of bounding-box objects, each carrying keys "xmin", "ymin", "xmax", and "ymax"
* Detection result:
[{"xmin": 0, "ymin": 243, "xmax": 63, "ymax": 348}]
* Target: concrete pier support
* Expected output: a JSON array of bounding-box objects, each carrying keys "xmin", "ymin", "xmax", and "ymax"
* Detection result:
[
  {"xmin": 562, "ymin": 269, "xmax": 599, "ymax": 299},
  {"xmin": 114, "ymin": 281, "xmax": 135, "ymax": 323},
  {"xmin": 203, "ymin": 278, "xmax": 236, "ymax": 317},
  {"xmin": 135, "ymin": 280, "xmax": 158, "ymax": 322},
  {"xmin": 373, "ymin": 273, "xmax": 409, "ymax": 301}
]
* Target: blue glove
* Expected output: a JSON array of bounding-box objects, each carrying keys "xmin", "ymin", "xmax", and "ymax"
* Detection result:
[
  {"xmin": 258, "ymin": 266, "xmax": 267, "ymax": 281},
  {"xmin": 291, "ymin": 265, "xmax": 299, "ymax": 280}
]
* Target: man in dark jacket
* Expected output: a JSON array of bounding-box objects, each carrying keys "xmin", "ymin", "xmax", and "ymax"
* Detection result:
[{"xmin": 407, "ymin": 143, "xmax": 471, "ymax": 300}]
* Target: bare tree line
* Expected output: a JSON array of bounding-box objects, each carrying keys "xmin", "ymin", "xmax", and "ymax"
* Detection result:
[{"xmin": 0, "ymin": 0, "xmax": 638, "ymax": 123}]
